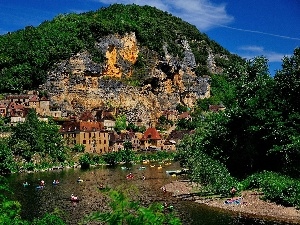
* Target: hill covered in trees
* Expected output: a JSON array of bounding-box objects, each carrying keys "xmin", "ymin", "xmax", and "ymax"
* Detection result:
[{"xmin": 0, "ymin": 3, "xmax": 241, "ymax": 93}]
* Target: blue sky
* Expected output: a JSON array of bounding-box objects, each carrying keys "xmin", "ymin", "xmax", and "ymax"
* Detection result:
[{"xmin": 1, "ymin": 0, "xmax": 299, "ymax": 76}]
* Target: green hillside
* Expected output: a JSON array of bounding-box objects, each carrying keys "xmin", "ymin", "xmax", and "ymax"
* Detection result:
[{"xmin": 0, "ymin": 3, "xmax": 240, "ymax": 93}]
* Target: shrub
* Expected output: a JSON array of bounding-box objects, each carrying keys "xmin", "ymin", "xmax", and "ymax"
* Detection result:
[{"xmin": 241, "ymin": 171, "xmax": 300, "ymax": 207}]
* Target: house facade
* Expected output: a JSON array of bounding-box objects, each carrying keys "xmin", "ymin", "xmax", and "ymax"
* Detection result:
[
  {"xmin": 140, "ymin": 127, "xmax": 164, "ymax": 150},
  {"xmin": 60, "ymin": 121, "xmax": 110, "ymax": 154}
]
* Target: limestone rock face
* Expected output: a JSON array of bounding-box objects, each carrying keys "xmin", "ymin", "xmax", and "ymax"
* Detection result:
[{"xmin": 40, "ymin": 32, "xmax": 210, "ymax": 127}]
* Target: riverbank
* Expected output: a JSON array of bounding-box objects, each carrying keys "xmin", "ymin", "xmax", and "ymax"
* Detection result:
[{"xmin": 164, "ymin": 180, "xmax": 300, "ymax": 224}]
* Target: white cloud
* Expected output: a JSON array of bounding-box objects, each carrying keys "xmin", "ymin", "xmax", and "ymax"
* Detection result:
[
  {"xmin": 239, "ymin": 45, "xmax": 264, "ymax": 53},
  {"xmin": 236, "ymin": 45, "xmax": 290, "ymax": 62},
  {"xmin": 96, "ymin": 0, "xmax": 233, "ymax": 31}
]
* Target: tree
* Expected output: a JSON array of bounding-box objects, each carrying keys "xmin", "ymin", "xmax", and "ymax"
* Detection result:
[
  {"xmin": 0, "ymin": 139, "xmax": 16, "ymax": 174},
  {"xmin": 115, "ymin": 114, "xmax": 127, "ymax": 133},
  {"xmin": 83, "ymin": 187, "xmax": 181, "ymax": 225},
  {"xmin": 9, "ymin": 109, "xmax": 66, "ymax": 163}
]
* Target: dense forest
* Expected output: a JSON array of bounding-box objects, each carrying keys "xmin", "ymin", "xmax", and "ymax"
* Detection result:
[
  {"xmin": 177, "ymin": 48, "xmax": 300, "ymax": 207},
  {"xmin": 1, "ymin": 2, "xmax": 300, "ymax": 214}
]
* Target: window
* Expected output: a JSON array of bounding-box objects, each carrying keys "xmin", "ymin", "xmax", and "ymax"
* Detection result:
[
  {"xmin": 83, "ymin": 140, "xmax": 86, "ymax": 144},
  {"xmin": 104, "ymin": 140, "xmax": 106, "ymax": 144},
  {"xmin": 84, "ymin": 133, "xmax": 86, "ymax": 138},
  {"xmin": 89, "ymin": 133, "xmax": 91, "ymax": 138}
]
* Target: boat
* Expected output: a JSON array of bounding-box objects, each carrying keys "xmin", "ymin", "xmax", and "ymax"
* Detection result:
[
  {"xmin": 121, "ymin": 166, "xmax": 129, "ymax": 170},
  {"xmin": 138, "ymin": 166, "xmax": 146, "ymax": 170},
  {"xmin": 71, "ymin": 194, "xmax": 80, "ymax": 202},
  {"xmin": 23, "ymin": 182, "xmax": 29, "ymax": 187},
  {"xmin": 166, "ymin": 168, "xmax": 189, "ymax": 175},
  {"xmin": 166, "ymin": 170, "xmax": 182, "ymax": 175},
  {"xmin": 52, "ymin": 181, "xmax": 60, "ymax": 185},
  {"xmin": 157, "ymin": 165, "xmax": 162, "ymax": 169},
  {"xmin": 142, "ymin": 160, "xmax": 149, "ymax": 164},
  {"xmin": 36, "ymin": 185, "xmax": 45, "ymax": 189},
  {"xmin": 126, "ymin": 173, "xmax": 134, "ymax": 179},
  {"xmin": 150, "ymin": 165, "xmax": 155, "ymax": 168}
]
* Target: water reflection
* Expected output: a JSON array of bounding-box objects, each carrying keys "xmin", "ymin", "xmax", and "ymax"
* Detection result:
[{"xmin": 5, "ymin": 162, "xmax": 294, "ymax": 225}]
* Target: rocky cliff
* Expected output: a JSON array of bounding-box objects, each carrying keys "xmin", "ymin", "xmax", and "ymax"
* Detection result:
[{"xmin": 40, "ymin": 32, "xmax": 211, "ymax": 127}]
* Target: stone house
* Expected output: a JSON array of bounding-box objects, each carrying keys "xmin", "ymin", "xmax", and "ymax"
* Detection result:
[
  {"xmin": 140, "ymin": 127, "xmax": 164, "ymax": 150},
  {"xmin": 0, "ymin": 104, "xmax": 7, "ymax": 117},
  {"xmin": 178, "ymin": 111, "xmax": 192, "ymax": 120},
  {"xmin": 161, "ymin": 110, "xmax": 178, "ymax": 123},
  {"xmin": 209, "ymin": 104, "xmax": 226, "ymax": 112},
  {"xmin": 60, "ymin": 121, "xmax": 109, "ymax": 154},
  {"xmin": 108, "ymin": 132, "xmax": 125, "ymax": 152}
]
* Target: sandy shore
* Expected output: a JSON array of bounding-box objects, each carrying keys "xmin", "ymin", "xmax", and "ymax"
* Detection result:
[{"xmin": 164, "ymin": 180, "xmax": 300, "ymax": 224}]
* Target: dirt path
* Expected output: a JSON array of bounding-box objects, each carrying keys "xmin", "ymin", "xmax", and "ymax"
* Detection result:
[{"xmin": 163, "ymin": 180, "xmax": 300, "ymax": 224}]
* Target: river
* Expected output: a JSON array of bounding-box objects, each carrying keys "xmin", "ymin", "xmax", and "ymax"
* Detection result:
[{"xmin": 5, "ymin": 162, "xmax": 292, "ymax": 225}]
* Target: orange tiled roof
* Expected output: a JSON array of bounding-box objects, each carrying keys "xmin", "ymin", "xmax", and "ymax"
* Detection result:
[
  {"xmin": 141, "ymin": 127, "xmax": 161, "ymax": 141},
  {"xmin": 178, "ymin": 112, "xmax": 191, "ymax": 119},
  {"xmin": 29, "ymin": 95, "xmax": 39, "ymax": 102}
]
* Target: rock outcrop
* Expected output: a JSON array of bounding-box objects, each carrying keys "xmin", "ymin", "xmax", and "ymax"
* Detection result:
[{"xmin": 40, "ymin": 32, "xmax": 211, "ymax": 127}]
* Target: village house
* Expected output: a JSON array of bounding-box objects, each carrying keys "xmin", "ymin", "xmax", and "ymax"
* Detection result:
[
  {"xmin": 140, "ymin": 127, "xmax": 164, "ymax": 150},
  {"xmin": 59, "ymin": 121, "xmax": 110, "ymax": 154},
  {"xmin": 209, "ymin": 104, "xmax": 226, "ymax": 112},
  {"xmin": 178, "ymin": 111, "xmax": 192, "ymax": 121},
  {"xmin": 108, "ymin": 132, "xmax": 123, "ymax": 151},
  {"xmin": 161, "ymin": 109, "xmax": 178, "ymax": 123}
]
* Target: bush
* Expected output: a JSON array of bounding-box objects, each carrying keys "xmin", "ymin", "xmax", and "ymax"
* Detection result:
[
  {"xmin": 79, "ymin": 153, "xmax": 92, "ymax": 169},
  {"xmin": 241, "ymin": 171, "xmax": 300, "ymax": 207}
]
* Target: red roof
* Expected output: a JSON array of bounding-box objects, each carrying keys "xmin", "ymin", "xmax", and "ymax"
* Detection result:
[
  {"xmin": 79, "ymin": 111, "xmax": 94, "ymax": 121},
  {"xmin": 40, "ymin": 96, "xmax": 49, "ymax": 101},
  {"xmin": 141, "ymin": 127, "xmax": 161, "ymax": 141},
  {"xmin": 178, "ymin": 112, "xmax": 191, "ymax": 119},
  {"xmin": 60, "ymin": 121, "xmax": 104, "ymax": 132},
  {"xmin": 29, "ymin": 95, "xmax": 39, "ymax": 102}
]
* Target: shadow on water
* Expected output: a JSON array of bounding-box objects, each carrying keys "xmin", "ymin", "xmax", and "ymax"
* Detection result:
[{"xmin": 5, "ymin": 162, "xmax": 295, "ymax": 225}]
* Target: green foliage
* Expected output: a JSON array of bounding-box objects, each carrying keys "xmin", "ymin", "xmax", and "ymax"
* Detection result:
[
  {"xmin": 79, "ymin": 153, "xmax": 92, "ymax": 169},
  {"xmin": 103, "ymin": 151, "xmax": 120, "ymax": 166},
  {"xmin": 114, "ymin": 114, "xmax": 127, "ymax": 133},
  {"xmin": 9, "ymin": 109, "xmax": 66, "ymax": 163},
  {"xmin": 72, "ymin": 144, "xmax": 85, "ymax": 153},
  {"xmin": 83, "ymin": 187, "xmax": 181, "ymax": 225},
  {"xmin": 175, "ymin": 104, "xmax": 189, "ymax": 113},
  {"xmin": 0, "ymin": 4, "xmax": 231, "ymax": 92},
  {"xmin": 241, "ymin": 171, "xmax": 300, "ymax": 207},
  {"xmin": 0, "ymin": 139, "xmax": 17, "ymax": 174},
  {"xmin": 176, "ymin": 134, "xmax": 237, "ymax": 196}
]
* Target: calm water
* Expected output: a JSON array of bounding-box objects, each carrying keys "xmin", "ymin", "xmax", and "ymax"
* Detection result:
[{"xmin": 5, "ymin": 162, "xmax": 294, "ymax": 225}]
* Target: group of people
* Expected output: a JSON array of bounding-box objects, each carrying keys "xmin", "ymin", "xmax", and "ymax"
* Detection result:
[{"xmin": 53, "ymin": 179, "xmax": 60, "ymax": 185}]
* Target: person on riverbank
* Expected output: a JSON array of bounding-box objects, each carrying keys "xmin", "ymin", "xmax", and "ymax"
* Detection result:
[
  {"xmin": 40, "ymin": 180, "xmax": 45, "ymax": 186},
  {"xmin": 230, "ymin": 186, "xmax": 237, "ymax": 197},
  {"xmin": 161, "ymin": 186, "xmax": 167, "ymax": 194}
]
